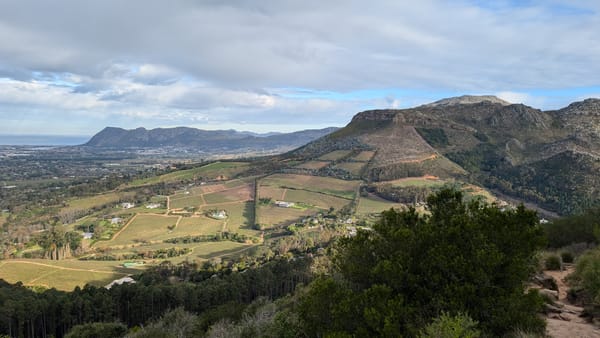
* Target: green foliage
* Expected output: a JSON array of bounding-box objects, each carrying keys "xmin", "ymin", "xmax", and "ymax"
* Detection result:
[
  {"xmin": 419, "ymin": 312, "xmax": 481, "ymax": 338},
  {"xmin": 416, "ymin": 128, "xmax": 450, "ymax": 147},
  {"xmin": 570, "ymin": 249, "xmax": 600, "ymax": 305},
  {"xmin": 299, "ymin": 188, "xmax": 546, "ymax": 336},
  {"xmin": 127, "ymin": 308, "xmax": 200, "ymax": 338},
  {"xmin": 544, "ymin": 254, "xmax": 562, "ymax": 271},
  {"xmin": 560, "ymin": 251, "xmax": 574, "ymax": 264},
  {"xmin": 65, "ymin": 322, "xmax": 127, "ymax": 338},
  {"xmin": 544, "ymin": 206, "xmax": 600, "ymax": 248}
]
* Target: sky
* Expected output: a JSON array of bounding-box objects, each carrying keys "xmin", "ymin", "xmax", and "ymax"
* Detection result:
[{"xmin": 0, "ymin": 0, "xmax": 600, "ymax": 137}]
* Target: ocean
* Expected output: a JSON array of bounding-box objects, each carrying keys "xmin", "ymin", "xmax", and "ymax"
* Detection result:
[{"xmin": 0, "ymin": 134, "xmax": 90, "ymax": 146}]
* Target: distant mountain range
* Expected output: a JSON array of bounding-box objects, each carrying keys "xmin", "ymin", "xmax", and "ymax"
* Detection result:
[
  {"xmin": 287, "ymin": 95, "xmax": 600, "ymax": 215},
  {"xmin": 84, "ymin": 126, "xmax": 339, "ymax": 154}
]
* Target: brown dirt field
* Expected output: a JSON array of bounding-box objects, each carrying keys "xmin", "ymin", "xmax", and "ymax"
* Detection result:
[
  {"xmin": 295, "ymin": 161, "xmax": 330, "ymax": 170},
  {"xmin": 200, "ymin": 184, "xmax": 227, "ymax": 194}
]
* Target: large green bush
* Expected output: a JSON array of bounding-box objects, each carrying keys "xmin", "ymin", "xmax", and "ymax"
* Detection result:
[{"xmin": 299, "ymin": 188, "xmax": 546, "ymax": 336}]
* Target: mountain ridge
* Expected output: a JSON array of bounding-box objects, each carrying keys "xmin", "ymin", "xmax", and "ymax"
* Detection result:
[
  {"xmin": 84, "ymin": 126, "xmax": 339, "ymax": 151},
  {"xmin": 287, "ymin": 96, "xmax": 600, "ymax": 215}
]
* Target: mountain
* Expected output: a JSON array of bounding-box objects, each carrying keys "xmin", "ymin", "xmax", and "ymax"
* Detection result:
[
  {"xmin": 84, "ymin": 126, "xmax": 338, "ymax": 153},
  {"xmin": 288, "ymin": 95, "xmax": 600, "ymax": 215}
]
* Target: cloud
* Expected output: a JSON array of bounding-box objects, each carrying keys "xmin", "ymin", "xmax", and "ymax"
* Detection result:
[{"xmin": 0, "ymin": 1, "xmax": 600, "ymax": 134}]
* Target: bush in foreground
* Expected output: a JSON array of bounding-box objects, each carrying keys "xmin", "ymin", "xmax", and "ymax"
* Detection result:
[{"xmin": 299, "ymin": 188, "xmax": 546, "ymax": 336}]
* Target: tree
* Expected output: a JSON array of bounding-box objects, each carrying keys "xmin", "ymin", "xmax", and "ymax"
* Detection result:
[{"xmin": 299, "ymin": 188, "xmax": 546, "ymax": 336}]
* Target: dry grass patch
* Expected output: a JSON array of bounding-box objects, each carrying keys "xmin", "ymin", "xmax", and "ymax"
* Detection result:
[
  {"xmin": 284, "ymin": 190, "xmax": 351, "ymax": 210},
  {"xmin": 0, "ymin": 259, "xmax": 140, "ymax": 291},
  {"xmin": 203, "ymin": 184, "xmax": 253, "ymax": 205},
  {"xmin": 262, "ymin": 174, "xmax": 359, "ymax": 199},
  {"xmin": 257, "ymin": 204, "xmax": 313, "ymax": 227},
  {"xmin": 333, "ymin": 162, "xmax": 366, "ymax": 175},
  {"xmin": 318, "ymin": 150, "xmax": 352, "ymax": 161},
  {"xmin": 295, "ymin": 161, "xmax": 331, "ymax": 170},
  {"xmin": 352, "ymin": 151, "xmax": 375, "ymax": 162},
  {"xmin": 357, "ymin": 195, "xmax": 405, "ymax": 215}
]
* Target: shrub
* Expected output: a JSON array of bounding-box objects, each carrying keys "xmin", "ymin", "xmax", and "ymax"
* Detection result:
[
  {"xmin": 561, "ymin": 251, "xmax": 574, "ymax": 263},
  {"xmin": 419, "ymin": 312, "xmax": 481, "ymax": 338},
  {"xmin": 545, "ymin": 254, "xmax": 562, "ymax": 270}
]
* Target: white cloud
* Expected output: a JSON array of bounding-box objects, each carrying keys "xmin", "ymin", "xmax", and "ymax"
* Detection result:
[{"xmin": 1, "ymin": 1, "xmax": 600, "ymax": 134}]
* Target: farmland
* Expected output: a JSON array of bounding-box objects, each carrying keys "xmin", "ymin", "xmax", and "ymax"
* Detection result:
[
  {"xmin": 356, "ymin": 195, "xmax": 405, "ymax": 215},
  {"xmin": 63, "ymin": 191, "xmax": 135, "ymax": 212},
  {"xmin": 0, "ymin": 259, "xmax": 141, "ymax": 291},
  {"xmin": 260, "ymin": 174, "xmax": 359, "ymax": 199},
  {"xmin": 99, "ymin": 214, "xmax": 181, "ymax": 247},
  {"xmin": 333, "ymin": 161, "xmax": 366, "ymax": 175},
  {"xmin": 318, "ymin": 150, "xmax": 352, "ymax": 161},
  {"xmin": 351, "ymin": 151, "xmax": 375, "ymax": 162},
  {"xmin": 128, "ymin": 161, "xmax": 250, "ymax": 187},
  {"xmin": 295, "ymin": 160, "xmax": 330, "ymax": 170}
]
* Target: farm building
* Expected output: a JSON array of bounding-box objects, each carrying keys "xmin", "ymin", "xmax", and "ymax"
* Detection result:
[
  {"xmin": 275, "ymin": 201, "xmax": 295, "ymax": 208},
  {"xmin": 105, "ymin": 276, "xmax": 136, "ymax": 289},
  {"xmin": 111, "ymin": 217, "xmax": 123, "ymax": 224},
  {"xmin": 146, "ymin": 203, "xmax": 161, "ymax": 209},
  {"xmin": 121, "ymin": 202, "xmax": 135, "ymax": 209},
  {"xmin": 208, "ymin": 209, "xmax": 228, "ymax": 219}
]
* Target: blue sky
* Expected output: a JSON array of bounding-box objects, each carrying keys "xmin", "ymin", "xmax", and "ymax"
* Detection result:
[{"xmin": 0, "ymin": 0, "xmax": 599, "ymax": 136}]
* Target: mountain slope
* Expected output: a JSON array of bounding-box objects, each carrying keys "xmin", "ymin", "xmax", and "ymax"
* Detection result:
[
  {"xmin": 84, "ymin": 126, "xmax": 338, "ymax": 152},
  {"xmin": 287, "ymin": 96, "xmax": 600, "ymax": 215}
]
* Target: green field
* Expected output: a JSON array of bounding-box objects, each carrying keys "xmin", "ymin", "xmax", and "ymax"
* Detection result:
[
  {"xmin": 0, "ymin": 259, "xmax": 141, "ymax": 291},
  {"xmin": 64, "ymin": 191, "xmax": 135, "ymax": 212},
  {"xmin": 101, "ymin": 214, "xmax": 181, "ymax": 247},
  {"xmin": 170, "ymin": 195, "xmax": 204, "ymax": 209},
  {"xmin": 261, "ymin": 174, "xmax": 359, "ymax": 199},
  {"xmin": 333, "ymin": 162, "xmax": 366, "ymax": 175},
  {"xmin": 318, "ymin": 150, "xmax": 353, "ymax": 161},
  {"xmin": 385, "ymin": 176, "xmax": 447, "ymax": 188},
  {"xmin": 128, "ymin": 161, "xmax": 250, "ymax": 187},
  {"xmin": 257, "ymin": 204, "xmax": 313, "ymax": 227},
  {"xmin": 284, "ymin": 189, "xmax": 351, "ymax": 210},
  {"xmin": 295, "ymin": 161, "xmax": 330, "ymax": 170},
  {"xmin": 174, "ymin": 216, "xmax": 224, "ymax": 235},
  {"xmin": 356, "ymin": 196, "xmax": 405, "ymax": 215},
  {"xmin": 352, "ymin": 151, "xmax": 375, "ymax": 162}
]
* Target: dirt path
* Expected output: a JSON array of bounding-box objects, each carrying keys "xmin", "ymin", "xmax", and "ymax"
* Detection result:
[
  {"xmin": 281, "ymin": 188, "xmax": 288, "ymax": 200},
  {"xmin": 544, "ymin": 268, "xmax": 600, "ymax": 337}
]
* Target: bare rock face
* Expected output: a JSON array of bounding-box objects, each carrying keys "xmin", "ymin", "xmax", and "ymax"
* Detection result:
[{"xmin": 422, "ymin": 95, "xmax": 512, "ymax": 107}]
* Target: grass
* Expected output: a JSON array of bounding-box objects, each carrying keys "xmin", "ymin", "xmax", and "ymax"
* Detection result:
[
  {"xmin": 0, "ymin": 259, "xmax": 141, "ymax": 291},
  {"xmin": 295, "ymin": 161, "xmax": 331, "ymax": 170},
  {"xmin": 261, "ymin": 174, "xmax": 359, "ymax": 199},
  {"xmin": 356, "ymin": 195, "xmax": 405, "ymax": 215},
  {"xmin": 318, "ymin": 150, "xmax": 353, "ymax": 161},
  {"xmin": 128, "ymin": 161, "xmax": 250, "ymax": 187},
  {"xmin": 284, "ymin": 189, "xmax": 351, "ymax": 210},
  {"xmin": 174, "ymin": 216, "xmax": 224, "ymax": 235},
  {"xmin": 0, "ymin": 212, "xmax": 7, "ymax": 225},
  {"xmin": 258, "ymin": 186, "xmax": 287, "ymax": 200},
  {"xmin": 385, "ymin": 176, "xmax": 446, "ymax": 188},
  {"xmin": 203, "ymin": 184, "xmax": 253, "ymax": 205},
  {"xmin": 64, "ymin": 192, "xmax": 135, "ymax": 212},
  {"xmin": 352, "ymin": 151, "xmax": 375, "ymax": 162},
  {"xmin": 170, "ymin": 195, "xmax": 204, "ymax": 209},
  {"xmin": 101, "ymin": 214, "xmax": 181, "ymax": 247},
  {"xmin": 257, "ymin": 204, "xmax": 313, "ymax": 227},
  {"xmin": 333, "ymin": 162, "xmax": 366, "ymax": 175}
]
